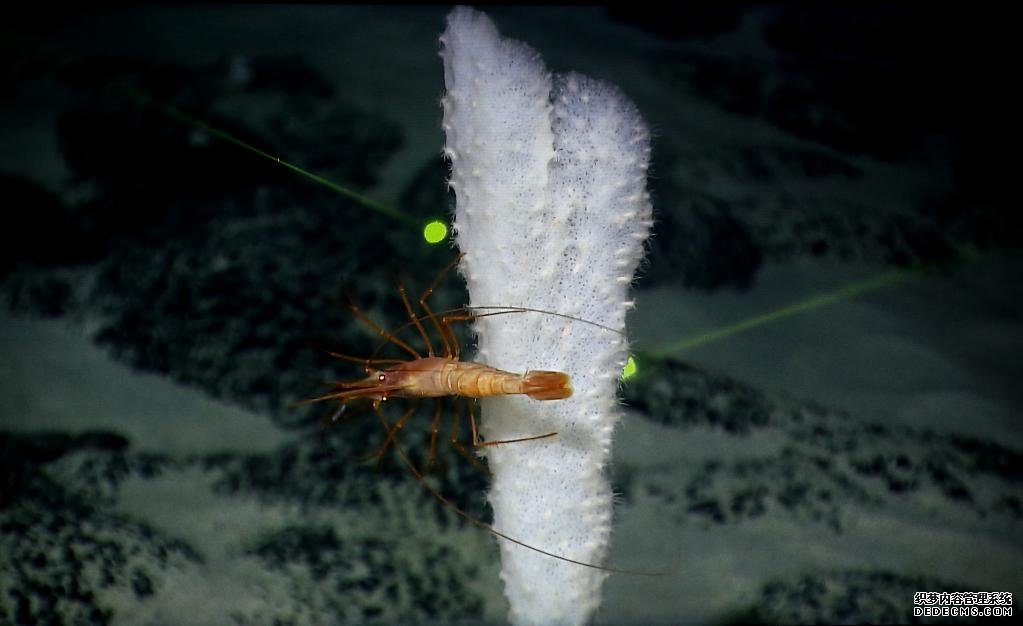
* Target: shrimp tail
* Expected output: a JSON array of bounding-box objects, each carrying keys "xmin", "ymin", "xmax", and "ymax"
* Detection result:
[{"xmin": 521, "ymin": 370, "xmax": 572, "ymax": 400}]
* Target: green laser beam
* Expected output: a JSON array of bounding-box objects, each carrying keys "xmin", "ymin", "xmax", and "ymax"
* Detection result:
[
  {"xmin": 644, "ymin": 266, "xmax": 916, "ymax": 358},
  {"xmin": 129, "ymin": 90, "xmax": 422, "ymax": 228},
  {"xmin": 5, "ymin": 27, "xmax": 427, "ymax": 231}
]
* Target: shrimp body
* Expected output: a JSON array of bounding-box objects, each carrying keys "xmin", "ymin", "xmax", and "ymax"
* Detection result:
[
  {"xmin": 343, "ymin": 357, "xmax": 572, "ymax": 402},
  {"xmin": 298, "ymin": 260, "xmax": 656, "ymax": 576}
]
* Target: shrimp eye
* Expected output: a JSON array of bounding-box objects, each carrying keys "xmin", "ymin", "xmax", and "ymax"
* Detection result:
[{"xmin": 378, "ymin": 373, "xmax": 386, "ymax": 382}]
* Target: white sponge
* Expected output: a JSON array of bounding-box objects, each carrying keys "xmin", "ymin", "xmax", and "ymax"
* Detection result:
[{"xmin": 440, "ymin": 7, "xmax": 652, "ymax": 625}]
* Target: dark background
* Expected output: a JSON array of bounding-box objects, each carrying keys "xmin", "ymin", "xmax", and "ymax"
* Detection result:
[{"xmin": 1, "ymin": 6, "xmax": 1019, "ymax": 624}]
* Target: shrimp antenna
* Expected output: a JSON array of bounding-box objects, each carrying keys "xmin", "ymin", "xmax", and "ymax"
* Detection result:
[
  {"xmin": 377, "ymin": 406, "xmax": 666, "ymax": 577},
  {"xmin": 368, "ymin": 305, "xmax": 625, "ymax": 359},
  {"xmin": 457, "ymin": 305, "xmax": 625, "ymax": 336}
]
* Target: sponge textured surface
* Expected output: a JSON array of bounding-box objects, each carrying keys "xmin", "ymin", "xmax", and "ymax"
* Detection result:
[{"xmin": 441, "ymin": 7, "xmax": 652, "ymax": 625}]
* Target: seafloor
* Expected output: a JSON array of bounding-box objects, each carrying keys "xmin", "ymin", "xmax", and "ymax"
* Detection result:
[{"xmin": 1, "ymin": 6, "xmax": 1019, "ymax": 625}]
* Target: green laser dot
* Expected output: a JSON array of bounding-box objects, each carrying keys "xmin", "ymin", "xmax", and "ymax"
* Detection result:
[
  {"xmin": 423, "ymin": 220, "xmax": 448, "ymax": 244},
  {"xmin": 621, "ymin": 355, "xmax": 637, "ymax": 380}
]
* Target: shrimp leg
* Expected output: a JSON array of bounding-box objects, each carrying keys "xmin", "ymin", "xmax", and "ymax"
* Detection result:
[
  {"xmin": 448, "ymin": 398, "xmax": 491, "ymax": 475},
  {"xmin": 366, "ymin": 399, "xmax": 422, "ymax": 468},
  {"xmin": 418, "ymin": 252, "xmax": 464, "ymax": 358},
  {"xmin": 395, "ymin": 278, "xmax": 435, "ymax": 357},
  {"xmin": 426, "ymin": 399, "xmax": 443, "ymax": 469},
  {"xmin": 465, "ymin": 400, "xmax": 556, "ymax": 448},
  {"xmin": 344, "ymin": 293, "xmax": 421, "ymax": 360}
]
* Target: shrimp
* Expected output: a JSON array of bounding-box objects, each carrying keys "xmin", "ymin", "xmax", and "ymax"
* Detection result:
[
  {"xmin": 297, "ymin": 254, "xmax": 573, "ymax": 465},
  {"xmin": 302, "ymin": 354, "xmax": 569, "ymax": 468},
  {"xmin": 310, "ymin": 357, "xmax": 572, "ymax": 403},
  {"xmin": 298, "ymin": 254, "xmax": 662, "ymax": 576}
]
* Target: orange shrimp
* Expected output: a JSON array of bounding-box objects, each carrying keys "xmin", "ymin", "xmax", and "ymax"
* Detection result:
[
  {"xmin": 298, "ymin": 254, "xmax": 662, "ymax": 576},
  {"xmin": 311, "ymin": 357, "xmax": 571, "ymax": 403},
  {"xmin": 304, "ymin": 352, "xmax": 570, "ymax": 447},
  {"xmin": 298, "ymin": 253, "xmax": 580, "ymax": 464}
]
